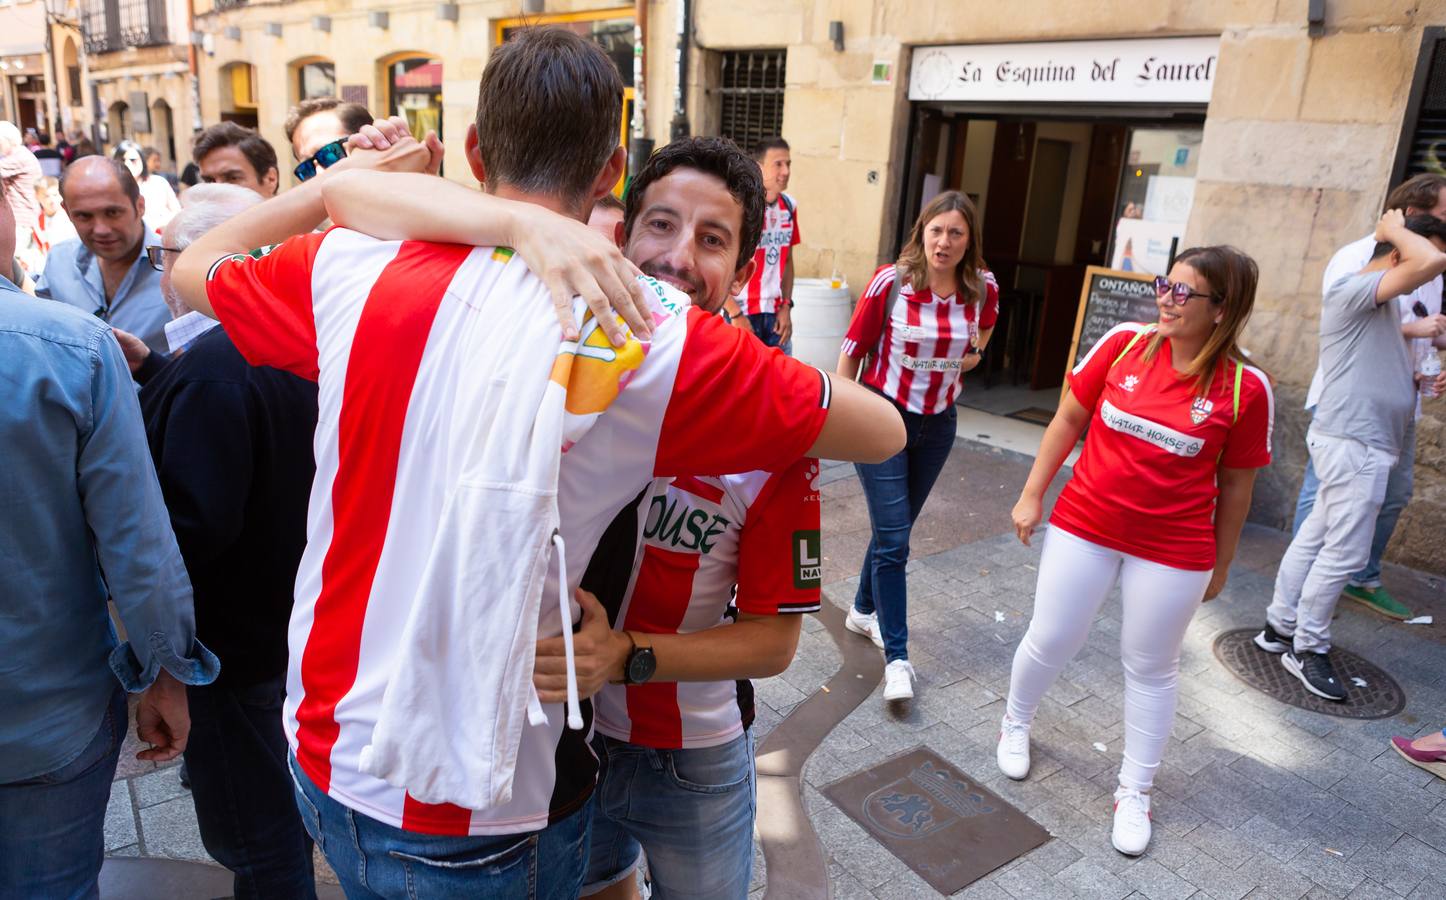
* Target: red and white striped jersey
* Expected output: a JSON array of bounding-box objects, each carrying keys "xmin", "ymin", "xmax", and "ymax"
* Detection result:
[
  {"xmin": 840, "ymin": 264, "xmax": 999, "ymax": 415},
  {"xmin": 736, "ymin": 194, "xmax": 801, "ymax": 316},
  {"xmin": 592, "ymin": 456, "xmax": 822, "ymax": 750},
  {"xmin": 204, "ymin": 228, "xmax": 832, "ymax": 837}
]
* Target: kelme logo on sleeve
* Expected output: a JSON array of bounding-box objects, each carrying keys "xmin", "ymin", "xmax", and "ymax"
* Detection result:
[{"xmin": 793, "ymin": 529, "xmax": 822, "ymax": 589}]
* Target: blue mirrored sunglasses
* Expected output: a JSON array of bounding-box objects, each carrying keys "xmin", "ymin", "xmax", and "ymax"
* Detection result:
[{"xmin": 293, "ymin": 140, "xmax": 348, "ymax": 182}]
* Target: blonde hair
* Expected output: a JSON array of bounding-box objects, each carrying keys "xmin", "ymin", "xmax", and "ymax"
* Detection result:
[{"xmin": 896, "ymin": 191, "xmax": 984, "ymax": 304}]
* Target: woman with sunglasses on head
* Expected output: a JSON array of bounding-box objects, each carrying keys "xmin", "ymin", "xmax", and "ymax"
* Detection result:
[
  {"xmin": 114, "ymin": 140, "xmax": 180, "ymax": 228},
  {"xmin": 836, "ymin": 191, "xmax": 998, "ymax": 702},
  {"xmin": 999, "ymin": 247, "xmax": 1274, "ymax": 857}
]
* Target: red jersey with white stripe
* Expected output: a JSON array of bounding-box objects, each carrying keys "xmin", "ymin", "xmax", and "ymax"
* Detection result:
[
  {"xmin": 204, "ymin": 228, "xmax": 831, "ymax": 837},
  {"xmin": 593, "ymin": 457, "xmax": 822, "ymax": 750},
  {"xmin": 1052, "ymin": 323, "xmax": 1275, "ymax": 571},
  {"xmin": 840, "ymin": 264, "xmax": 999, "ymax": 414},
  {"xmin": 736, "ymin": 194, "xmax": 801, "ymax": 315}
]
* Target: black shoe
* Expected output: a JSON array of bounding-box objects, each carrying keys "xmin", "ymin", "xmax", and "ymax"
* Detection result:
[
  {"xmin": 1253, "ymin": 623, "xmax": 1292, "ymax": 654},
  {"xmin": 1282, "ymin": 650, "xmax": 1346, "ymax": 701}
]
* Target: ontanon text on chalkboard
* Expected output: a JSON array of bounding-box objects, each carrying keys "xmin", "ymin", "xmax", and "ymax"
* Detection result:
[{"xmin": 1063, "ymin": 267, "xmax": 1159, "ymax": 395}]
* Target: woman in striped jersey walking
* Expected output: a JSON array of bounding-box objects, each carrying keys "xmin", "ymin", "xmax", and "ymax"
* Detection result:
[{"xmin": 836, "ymin": 191, "xmax": 998, "ymax": 701}]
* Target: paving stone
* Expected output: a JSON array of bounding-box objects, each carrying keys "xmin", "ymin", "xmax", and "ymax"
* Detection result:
[
  {"xmin": 137, "ymin": 795, "xmax": 209, "ymax": 862},
  {"xmin": 1175, "ymin": 851, "xmax": 1258, "ymax": 900},
  {"xmin": 1020, "ymin": 838, "xmax": 1084, "ymax": 876},
  {"xmin": 104, "ymin": 780, "xmax": 136, "ymax": 852},
  {"xmin": 994, "ymin": 859, "xmax": 1076, "ymax": 900},
  {"xmin": 108, "ymin": 843, "xmax": 141, "ymax": 857},
  {"xmin": 1118, "ymin": 858, "xmax": 1198, "ymax": 900},
  {"xmin": 1233, "ymin": 814, "xmax": 1312, "ymax": 863},
  {"xmin": 1286, "ymin": 844, "xmax": 1367, "ymax": 897},
  {"xmin": 131, "ymin": 763, "xmax": 188, "ymax": 809},
  {"xmin": 1054, "ymin": 857, "xmax": 1134, "ymax": 900}
]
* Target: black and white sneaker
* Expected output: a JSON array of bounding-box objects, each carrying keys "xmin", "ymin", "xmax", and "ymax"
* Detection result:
[
  {"xmin": 1282, "ymin": 650, "xmax": 1346, "ymax": 701},
  {"xmin": 1253, "ymin": 622, "xmax": 1292, "ymax": 654}
]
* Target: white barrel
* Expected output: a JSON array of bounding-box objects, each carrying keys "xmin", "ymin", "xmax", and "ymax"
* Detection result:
[{"xmin": 790, "ymin": 277, "xmax": 852, "ymax": 371}]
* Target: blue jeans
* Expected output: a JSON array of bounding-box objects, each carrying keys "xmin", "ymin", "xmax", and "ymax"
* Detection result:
[
  {"xmin": 1292, "ymin": 418, "xmax": 1415, "ymax": 587},
  {"xmin": 0, "ymin": 686, "xmax": 125, "ymax": 900},
  {"xmin": 187, "ymin": 676, "xmax": 315, "ymax": 899},
  {"xmin": 290, "ymin": 754, "xmax": 590, "ymax": 899},
  {"xmin": 745, "ymin": 311, "xmax": 792, "ymax": 355},
  {"xmin": 853, "ymin": 401, "xmax": 958, "ymax": 662},
  {"xmin": 583, "ymin": 731, "xmax": 755, "ymax": 900}
]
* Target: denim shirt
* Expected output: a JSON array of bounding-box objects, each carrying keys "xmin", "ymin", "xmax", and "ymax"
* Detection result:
[
  {"xmin": 0, "ymin": 282, "xmax": 218, "ymax": 782},
  {"xmin": 36, "ymin": 230, "xmax": 170, "ymax": 355}
]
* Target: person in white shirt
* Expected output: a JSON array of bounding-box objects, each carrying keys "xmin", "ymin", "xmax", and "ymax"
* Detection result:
[{"xmin": 1292, "ymin": 174, "xmax": 1446, "ymax": 621}]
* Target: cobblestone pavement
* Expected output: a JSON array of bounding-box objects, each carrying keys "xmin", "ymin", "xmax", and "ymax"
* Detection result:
[{"xmin": 105, "ymin": 440, "xmax": 1446, "ymax": 898}]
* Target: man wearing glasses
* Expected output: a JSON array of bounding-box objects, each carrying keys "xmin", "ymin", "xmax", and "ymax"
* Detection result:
[
  {"xmin": 285, "ymin": 97, "xmax": 371, "ymax": 175},
  {"xmin": 37, "ymin": 156, "xmax": 170, "ymax": 354}
]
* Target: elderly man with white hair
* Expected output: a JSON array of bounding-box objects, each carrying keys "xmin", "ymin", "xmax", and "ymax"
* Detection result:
[{"xmin": 133, "ymin": 182, "xmax": 322, "ymax": 899}]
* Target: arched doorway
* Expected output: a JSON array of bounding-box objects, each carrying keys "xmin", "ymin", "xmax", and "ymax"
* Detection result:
[
  {"xmin": 107, "ymin": 100, "xmax": 129, "ymax": 146},
  {"xmin": 382, "ymin": 54, "xmax": 442, "ymax": 142},
  {"xmin": 294, "ymin": 58, "xmax": 336, "ymax": 102},
  {"xmin": 218, "ymin": 62, "xmax": 259, "ymax": 129},
  {"xmin": 150, "ymin": 99, "xmax": 175, "ymax": 166}
]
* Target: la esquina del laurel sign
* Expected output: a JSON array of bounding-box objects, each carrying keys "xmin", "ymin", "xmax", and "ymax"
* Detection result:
[{"xmin": 909, "ymin": 36, "xmax": 1220, "ymax": 104}]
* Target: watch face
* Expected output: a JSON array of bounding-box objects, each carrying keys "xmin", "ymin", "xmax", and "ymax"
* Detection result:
[{"xmin": 627, "ymin": 647, "xmax": 657, "ymax": 684}]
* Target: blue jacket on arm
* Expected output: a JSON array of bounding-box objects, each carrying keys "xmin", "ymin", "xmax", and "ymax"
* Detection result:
[{"xmin": 0, "ymin": 280, "xmax": 218, "ymax": 784}]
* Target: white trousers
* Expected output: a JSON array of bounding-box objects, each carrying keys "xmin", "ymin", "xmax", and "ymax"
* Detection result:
[
  {"xmin": 1269, "ymin": 431, "xmax": 1395, "ymax": 654},
  {"xmin": 1006, "ymin": 527, "xmax": 1211, "ymax": 792}
]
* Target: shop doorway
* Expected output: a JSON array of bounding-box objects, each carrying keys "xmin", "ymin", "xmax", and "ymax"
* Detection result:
[{"xmin": 896, "ymin": 106, "xmax": 1203, "ymax": 421}]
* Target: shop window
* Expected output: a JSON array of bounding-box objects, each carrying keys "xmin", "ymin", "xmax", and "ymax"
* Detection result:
[
  {"xmin": 387, "ymin": 57, "xmax": 442, "ymax": 142},
  {"xmin": 1107, "ymin": 127, "xmax": 1203, "ymax": 276},
  {"xmin": 298, "ymin": 62, "xmax": 337, "ymax": 102},
  {"xmin": 219, "ymin": 61, "xmax": 259, "ymax": 129},
  {"xmin": 717, "ymin": 50, "xmax": 786, "ymax": 154}
]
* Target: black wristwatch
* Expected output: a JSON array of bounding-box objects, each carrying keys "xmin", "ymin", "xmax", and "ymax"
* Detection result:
[{"xmin": 622, "ymin": 632, "xmax": 657, "ymax": 685}]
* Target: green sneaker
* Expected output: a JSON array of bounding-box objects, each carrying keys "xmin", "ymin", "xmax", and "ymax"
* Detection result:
[{"xmin": 1342, "ymin": 584, "xmax": 1411, "ymax": 620}]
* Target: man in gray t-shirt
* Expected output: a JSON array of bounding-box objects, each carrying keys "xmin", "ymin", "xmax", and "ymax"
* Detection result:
[
  {"xmin": 1262, "ymin": 211, "xmax": 1446, "ymax": 701},
  {"xmin": 1310, "ymin": 270, "xmax": 1417, "ymax": 454}
]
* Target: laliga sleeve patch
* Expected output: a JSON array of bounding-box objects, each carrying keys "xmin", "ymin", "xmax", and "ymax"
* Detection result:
[{"xmin": 793, "ymin": 529, "xmax": 822, "ymax": 589}]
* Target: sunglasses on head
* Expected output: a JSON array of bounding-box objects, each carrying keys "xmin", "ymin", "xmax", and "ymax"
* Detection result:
[
  {"xmin": 1154, "ymin": 276, "xmax": 1215, "ymax": 306},
  {"xmin": 293, "ymin": 140, "xmax": 348, "ymax": 182},
  {"xmin": 146, "ymin": 245, "xmax": 183, "ymax": 272}
]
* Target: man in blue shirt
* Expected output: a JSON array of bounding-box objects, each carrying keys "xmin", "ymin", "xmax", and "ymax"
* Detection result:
[
  {"xmin": 37, "ymin": 155, "xmax": 169, "ymax": 354},
  {"xmin": 0, "ymin": 172, "xmax": 218, "ymax": 897}
]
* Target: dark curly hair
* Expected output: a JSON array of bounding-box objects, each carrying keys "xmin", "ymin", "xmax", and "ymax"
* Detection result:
[{"xmin": 622, "ymin": 136, "xmax": 765, "ymax": 271}]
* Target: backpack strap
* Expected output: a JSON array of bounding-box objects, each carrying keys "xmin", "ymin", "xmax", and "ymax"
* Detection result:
[
  {"xmin": 883, "ymin": 271, "xmax": 903, "ymax": 335},
  {"xmin": 1108, "ymin": 326, "xmax": 1155, "ymax": 369},
  {"xmin": 779, "ymin": 192, "xmax": 796, "ymax": 218},
  {"xmin": 1232, "ymin": 360, "xmax": 1243, "ymax": 424}
]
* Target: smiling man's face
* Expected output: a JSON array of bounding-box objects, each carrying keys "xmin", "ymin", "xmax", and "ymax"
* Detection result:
[{"xmin": 621, "ymin": 167, "xmax": 754, "ymax": 312}]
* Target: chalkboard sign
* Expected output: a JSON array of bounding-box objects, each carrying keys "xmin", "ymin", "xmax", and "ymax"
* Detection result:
[{"xmin": 1064, "ymin": 267, "xmax": 1158, "ymax": 378}]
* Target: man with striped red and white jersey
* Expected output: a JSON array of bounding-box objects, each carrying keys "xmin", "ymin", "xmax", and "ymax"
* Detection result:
[
  {"xmin": 173, "ymin": 29, "xmax": 904, "ymax": 900},
  {"xmin": 337, "ymin": 124, "xmax": 821, "ymax": 900},
  {"xmin": 722, "ymin": 137, "xmax": 798, "ymax": 351}
]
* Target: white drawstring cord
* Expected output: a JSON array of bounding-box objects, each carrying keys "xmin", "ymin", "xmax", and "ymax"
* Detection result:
[{"xmin": 553, "ymin": 531, "xmax": 584, "ymax": 730}]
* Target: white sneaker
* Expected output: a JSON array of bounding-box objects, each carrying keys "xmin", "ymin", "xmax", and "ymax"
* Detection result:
[
  {"xmin": 845, "ymin": 607, "xmax": 884, "ymax": 650},
  {"xmin": 883, "ymin": 660, "xmax": 916, "ymax": 701},
  {"xmin": 996, "ymin": 715, "xmax": 1031, "ymax": 780},
  {"xmin": 1111, "ymin": 787, "xmax": 1152, "ymax": 856}
]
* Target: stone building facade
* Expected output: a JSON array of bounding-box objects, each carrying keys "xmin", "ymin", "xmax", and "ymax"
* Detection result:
[
  {"xmin": 187, "ymin": 0, "xmax": 1446, "ymax": 573},
  {"xmin": 84, "ymin": 0, "xmax": 198, "ymax": 169}
]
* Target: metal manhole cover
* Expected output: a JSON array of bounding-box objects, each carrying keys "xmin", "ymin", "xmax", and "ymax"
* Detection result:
[{"xmin": 1212, "ymin": 629, "xmax": 1405, "ymax": 719}]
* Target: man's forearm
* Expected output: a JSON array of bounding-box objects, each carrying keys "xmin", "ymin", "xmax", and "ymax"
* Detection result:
[
  {"xmin": 174, "ymin": 179, "xmax": 330, "ymax": 317},
  {"xmin": 644, "ymin": 615, "xmax": 802, "ymax": 682},
  {"xmin": 322, "ymin": 171, "xmax": 525, "ymax": 246}
]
